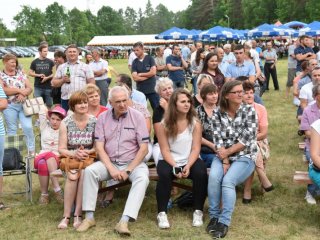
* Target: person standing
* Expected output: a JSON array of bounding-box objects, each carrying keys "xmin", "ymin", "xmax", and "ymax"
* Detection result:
[
  {"xmin": 154, "ymin": 47, "xmax": 168, "ymax": 78},
  {"xmin": 263, "ymin": 42, "xmax": 279, "ymax": 91},
  {"xmin": 89, "ymin": 49, "xmax": 109, "ymax": 106},
  {"xmin": 131, "ymin": 42, "xmax": 159, "ymax": 110},
  {"xmin": 52, "ymin": 51, "xmax": 66, "ymax": 105},
  {"xmin": 52, "ymin": 44, "xmax": 94, "ymax": 111},
  {"xmin": 166, "ymin": 44, "xmax": 188, "ymax": 88},
  {"xmin": 29, "ymin": 44, "xmax": 55, "ymax": 107},
  {"xmin": 295, "ymin": 35, "xmax": 316, "ymax": 75},
  {"xmin": 286, "ymin": 40, "xmax": 298, "ymax": 97}
]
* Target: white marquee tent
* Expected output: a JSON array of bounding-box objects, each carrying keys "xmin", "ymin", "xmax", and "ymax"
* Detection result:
[{"xmin": 87, "ymin": 34, "xmax": 187, "ymax": 46}]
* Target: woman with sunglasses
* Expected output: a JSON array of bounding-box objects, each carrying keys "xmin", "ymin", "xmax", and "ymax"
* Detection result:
[{"xmin": 206, "ymin": 80, "xmax": 257, "ymax": 239}]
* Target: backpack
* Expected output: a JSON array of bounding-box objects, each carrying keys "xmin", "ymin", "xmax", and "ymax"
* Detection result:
[
  {"xmin": 173, "ymin": 191, "xmax": 193, "ymax": 210},
  {"xmin": 3, "ymin": 148, "xmax": 24, "ymax": 171}
]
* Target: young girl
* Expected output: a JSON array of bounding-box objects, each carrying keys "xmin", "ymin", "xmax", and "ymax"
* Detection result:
[{"xmin": 34, "ymin": 105, "xmax": 67, "ymax": 204}]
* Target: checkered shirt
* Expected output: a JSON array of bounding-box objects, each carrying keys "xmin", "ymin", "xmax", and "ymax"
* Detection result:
[{"xmin": 212, "ymin": 104, "xmax": 258, "ymax": 161}]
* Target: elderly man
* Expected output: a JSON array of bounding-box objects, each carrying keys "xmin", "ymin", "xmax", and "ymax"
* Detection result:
[
  {"xmin": 222, "ymin": 44, "xmax": 236, "ymax": 65},
  {"xmin": 77, "ymin": 86, "xmax": 150, "ymax": 236},
  {"xmin": 52, "ymin": 44, "xmax": 94, "ymax": 111},
  {"xmin": 89, "ymin": 49, "xmax": 109, "ymax": 106}
]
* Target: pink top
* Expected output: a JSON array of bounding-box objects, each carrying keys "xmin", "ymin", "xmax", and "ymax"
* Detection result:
[
  {"xmin": 253, "ymin": 102, "xmax": 268, "ymax": 132},
  {"xmin": 95, "ymin": 107, "xmax": 149, "ymax": 165}
]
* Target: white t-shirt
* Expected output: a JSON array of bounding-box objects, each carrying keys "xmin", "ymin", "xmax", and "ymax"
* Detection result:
[
  {"xmin": 311, "ymin": 119, "xmax": 320, "ymax": 134},
  {"xmin": 164, "ymin": 48, "xmax": 172, "ymax": 62},
  {"xmin": 299, "ymin": 82, "xmax": 315, "ymax": 106},
  {"xmin": 128, "ymin": 51, "xmax": 137, "ymax": 67}
]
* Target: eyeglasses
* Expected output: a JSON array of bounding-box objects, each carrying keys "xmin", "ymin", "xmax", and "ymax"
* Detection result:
[{"xmin": 229, "ymin": 90, "xmax": 244, "ymax": 95}]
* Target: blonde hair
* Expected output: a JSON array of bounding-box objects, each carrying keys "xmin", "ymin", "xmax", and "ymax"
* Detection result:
[{"xmin": 84, "ymin": 83, "xmax": 101, "ymax": 96}]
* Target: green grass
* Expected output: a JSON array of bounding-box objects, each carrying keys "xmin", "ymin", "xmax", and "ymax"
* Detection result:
[{"xmin": 0, "ymin": 58, "xmax": 318, "ymax": 240}]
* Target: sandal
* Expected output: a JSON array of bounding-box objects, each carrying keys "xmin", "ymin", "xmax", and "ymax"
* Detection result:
[
  {"xmin": 73, "ymin": 215, "xmax": 82, "ymax": 229},
  {"xmin": 58, "ymin": 217, "xmax": 70, "ymax": 229}
]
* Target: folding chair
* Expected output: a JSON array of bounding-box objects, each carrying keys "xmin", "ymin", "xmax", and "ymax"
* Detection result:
[{"xmin": 3, "ymin": 135, "xmax": 33, "ymax": 202}]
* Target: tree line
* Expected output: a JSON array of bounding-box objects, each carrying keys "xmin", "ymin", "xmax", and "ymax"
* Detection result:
[{"xmin": 0, "ymin": 0, "xmax": 319, "ymax": 46}]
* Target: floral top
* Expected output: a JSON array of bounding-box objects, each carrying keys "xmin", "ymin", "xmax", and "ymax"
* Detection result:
[
  {"xmin": 196, "ymin": 105, "xmax": 216, "ymax": 154},
  {"xmin": 0, "ymin": 70, "xmax": 27, "ymax": 103},
  {"xmin": 64, "ymin": 115, "xmax": 96, "ymax": 150}
]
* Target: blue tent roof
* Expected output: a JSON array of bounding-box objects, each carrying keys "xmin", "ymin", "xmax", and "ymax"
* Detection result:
[
  {"xmin": 200, "ymin": 26, "xmax": 236, "ymax": 40},
  {"xmin": 298, "ymin": 21, "xmax": 320, "ymax": 36},
  {"xmin": 247, "ymin": 23, "xmax": 292, "ymax": 37},
  {"xmin": 283, "ymin": 21, "xmax": 307, "ymax": 29},
  {"xmin": 156, "ymin": 27, "xmax": 188, "ymax": 40}
]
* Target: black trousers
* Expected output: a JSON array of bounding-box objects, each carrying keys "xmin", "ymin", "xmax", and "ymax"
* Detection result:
[
  {"xmin": 156, "ymin": 158, "xmax": 208, "ymax": 213},
  {"xmin": 264, "ymin": 62, "xmax": 279, "ymax": 90}
]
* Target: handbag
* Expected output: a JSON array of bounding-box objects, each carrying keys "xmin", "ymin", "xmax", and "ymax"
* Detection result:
[
  {"xmin": 257, "ymin": 138, "xmax": 270, "ymax": 161},
  {"xmin": 172, "ymin": 191, "xmax": 193, "ymax": 210},
  {"xmin": 60, "ymin": 153, "xmax": 96, "ymax": 180},
  {"xmin": 22, "ymin": 97, "xmax": 45, "ymax": 116},
  {"xmin": 3, "ymin": 147, "xmax": 25, "ymax": 171}
]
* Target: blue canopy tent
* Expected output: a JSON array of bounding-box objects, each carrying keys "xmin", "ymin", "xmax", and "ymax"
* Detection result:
[
  {"xmin": 283, "ymin": 21, "xmax": 307, "ymax": 29},
  {"xmin": 200, "ymin": 26, "xmax": 237, "ymax": 41},
  {"xmin": 156, "ymin": 27, "xmax": 189, "ymax": 40},
  {"xmin": 247, "ymin": 23, "xmax": 291, "ymax": 38},
  {"xmin": 298, "ymin": 21, "xmax": 320, "ymax": 37}
]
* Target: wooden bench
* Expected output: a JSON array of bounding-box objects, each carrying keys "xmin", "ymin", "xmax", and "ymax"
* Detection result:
[
  {"xmin": 293, "ymin": 171, "xmax": 313, "ymax": 185},
  {"xmin": 298, "ymin": 142, "xmax": 305, "ymax": 150},
  {"xmin": 51, "ymin": 167, "xmax": 211, "ymax": 193}
]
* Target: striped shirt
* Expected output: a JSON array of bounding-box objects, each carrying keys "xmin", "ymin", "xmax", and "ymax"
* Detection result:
[
  {"xmin": 55, "ymin": 60, "xmax": 94, "ymax": 100},
  {"xmin": 0, "ymin": 85, "xmax": 7, "ymax": 136}
]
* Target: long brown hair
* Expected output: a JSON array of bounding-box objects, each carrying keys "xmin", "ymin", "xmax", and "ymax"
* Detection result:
[
  {"xmin": 163, "ymin": 88, "xmax": 196, "ymax": 139},
  {"xmin": 219, "ymin": 80, "xmax": 242, "ymax": 113}
]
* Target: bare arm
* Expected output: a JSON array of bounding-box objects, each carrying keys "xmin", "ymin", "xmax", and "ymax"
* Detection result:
[
  {"xmin": 257, "ymin": 125, "xmax": 268, "ymax": 141},
  {"xmin": 167, "ymin": 63, "xmax": 184, "ymax": 71},
  {"xmin": 0, "ymin": 98, "xmax": 8, "ymax": 111},
  {"xmin": 58, "ymin": 121, "xmax": 76, "ymax": 157},
  {"xmin": 137, "ymin": 66, "xmax": 156, "ymax": 78},
  {"xmin": 185, "ymin": 121, "xmax": 202, "ymax": 167},
  {"xmin": 300, "ymin": 99, "xmax": 308, "ymax": 111},
  {"xmin": 132, "ymin": 72, "xmax": 148, "ymax": 82},
  {"xmin": 86, "ymin": 77, "xmax": 95, "ymax": 84}
]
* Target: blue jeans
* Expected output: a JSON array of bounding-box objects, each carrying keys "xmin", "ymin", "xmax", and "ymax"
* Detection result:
[
  {"xmin": 34, "ymin": 87, "xmax": 53, "ymax": 107},
  {"xmin": 0, "ymin": 135, "xmax": 5, "ymax": 176},
  {"xmin": 61, "ymin": 99, "xmax": 69, "ymax": 112},
  {"xmin": 145, "ymin": 92, "xmax": 160, "ymax": 111},
  {"xmin": 3, "ymin": 103, "xmax": 35, "ymax": 152},
  {"xmin": 200, "ymin": 152, "xmax": 214, "ymax": 168},
  {"xmin": 173, "ymin": 80, "xmax": 185, "ymax": 89},
  {"xmin": 192, "ymin": 76, "xmax": 197, "ymax": 95},
  {"xmin": 208, "ymin": 155, "xmax": 255, "ymax": 226},
  {"xmin": 95, "ymin": 80, "xmax": 108, "ymax": 106}
]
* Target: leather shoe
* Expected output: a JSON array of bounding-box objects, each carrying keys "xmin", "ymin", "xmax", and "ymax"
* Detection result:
[
  {"xmin": 114, "ymin": 221, "xmax": 131, "ymax": 236},
  {"xmin": 206, "ymin": 217, "xmax": 218, "ymax": 233},
  {"xmin": 264, "ymin": 185, "xmax": 274, "ymax": 192},
  {"xmin": 242, "ymin": 198, "xmax": 252, "ymax": 204},
  {"xmin": 76, "ymin": 218, "xmax": 96, "ymax": 232},
  {"xmin": 211, "ymin": 222, "xmax": 228, "ymax": 239}
]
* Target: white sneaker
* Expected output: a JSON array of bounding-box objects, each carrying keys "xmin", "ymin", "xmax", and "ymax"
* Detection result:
[
  {"xmin": 157, "ymin": 212, "xmax": 170, "ymax": 229},
  {"xmin": 305, "ymin": 191, "xmax": 317, "ymax": 205},
  {"xmin": 192, "ymin": 210, "xmax": 203, "ymax": 227}
]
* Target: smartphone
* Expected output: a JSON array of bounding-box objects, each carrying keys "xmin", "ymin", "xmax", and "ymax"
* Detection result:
[{"xmin": 173, "ymin": 167, "xmax": 182, "ymax": 175}]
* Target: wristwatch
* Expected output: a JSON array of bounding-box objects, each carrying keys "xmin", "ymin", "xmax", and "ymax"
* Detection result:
[{"xmin": 126, "ymin": 170, "xmax": 131, "ymax": 175}]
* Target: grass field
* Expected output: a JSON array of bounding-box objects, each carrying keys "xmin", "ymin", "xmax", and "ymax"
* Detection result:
[{"xmin": 0, "ymin": 57, "xmax": 318, "ymax": 240}]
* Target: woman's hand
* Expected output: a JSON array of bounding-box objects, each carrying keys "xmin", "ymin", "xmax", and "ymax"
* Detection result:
[
  {"xmin": 75, "ymin": 146, "xmax": 89, "ymax": 160},
  {"xmin": 182, "ymin": 164, "xmax": 190, "ymax": 178},
  {"xmin": 16, "ymin": 94, "xmax": 26, "ymax": 103},
  {"xmin": 159, "ymin": 98, "xmax": 168, "ymax": 110},
  {"xmin": 217, "ymin": 147, "xmax": 229, "ymax": 159}
]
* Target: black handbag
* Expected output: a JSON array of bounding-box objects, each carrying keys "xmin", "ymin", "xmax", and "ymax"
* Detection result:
[
  {"xmin": 173, "ymin": 191, "xmax": 193, "ymax": 210},
  {"xmin": 3, "ymin": 148, "xmax": 24, "ymax": 171}
]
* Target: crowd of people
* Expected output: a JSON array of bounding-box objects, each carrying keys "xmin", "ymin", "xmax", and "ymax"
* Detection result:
[{"xmin": 0, "ymin": 35, "xmax": 319, "ymax": 238}]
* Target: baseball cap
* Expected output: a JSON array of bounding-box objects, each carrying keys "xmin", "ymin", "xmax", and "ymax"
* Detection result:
[{"xmin": 48, "ymin": 105, "xmax": 67, "ymax": 119}]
